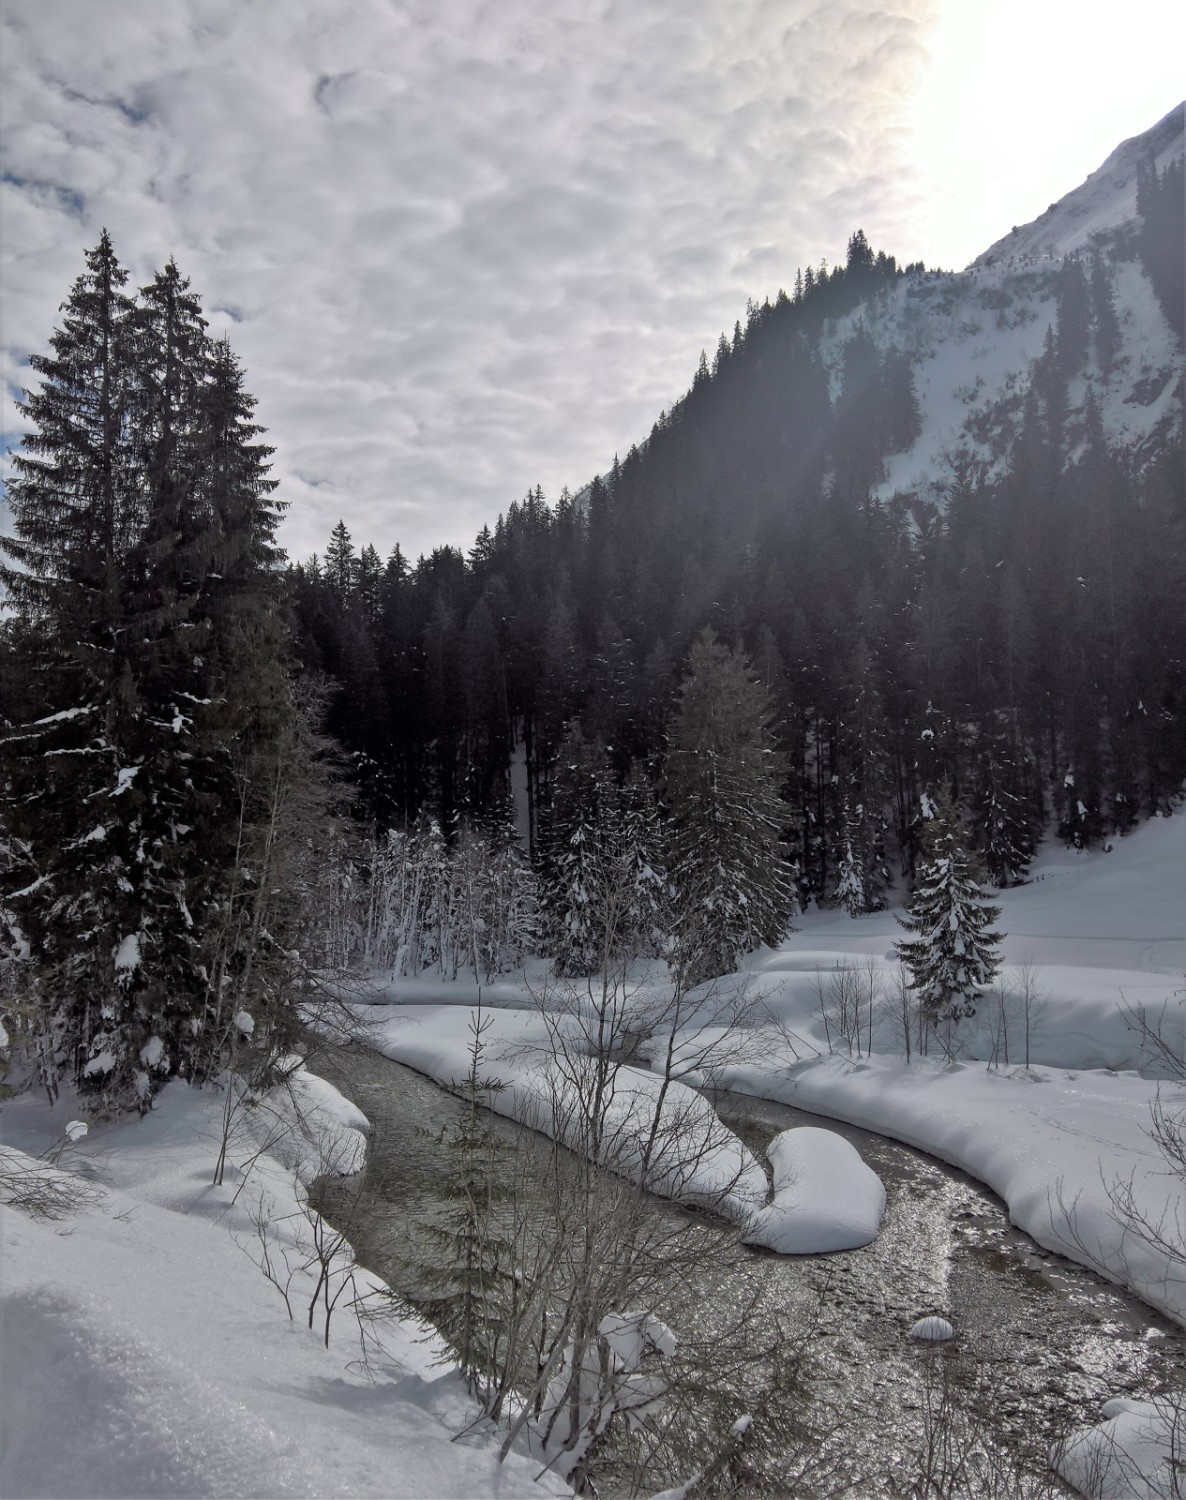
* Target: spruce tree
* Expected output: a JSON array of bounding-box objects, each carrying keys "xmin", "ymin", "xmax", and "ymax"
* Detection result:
[
  {"xmin": 835, "ymin": 640, "xmax": 891, "ymax": 912},
  {"xmin": 665, "ymin": 629, "xmax": 792, "ymax": 984},
  {"xmin": 540, "ymin": 724, "xmax": 618, "ymax": 976},
  {"xmin": 895, "ymin": 792, "xmax": 1002, "ymax": 1023},
  {"xmin": 0, "ymin": 236, "xmax": 292, "ymax": 1108},
  {"xmin": 835, "ymin": 799, "xmax": 869, "ymax": 917},
  {"xmin": 971, "ymin": 719, "xmax": 1035, "ymax": 887},
  {"xmin": 409, "ymin": 1007, "xmax": 516, "ymax": 1399}
]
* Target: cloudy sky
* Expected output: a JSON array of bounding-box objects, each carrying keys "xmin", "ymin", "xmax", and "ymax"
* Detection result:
[{"xmin": 2, "ymin": 0, "xmax": 1183, "ymax": 562}]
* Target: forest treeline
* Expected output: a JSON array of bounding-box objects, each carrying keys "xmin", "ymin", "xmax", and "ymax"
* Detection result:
[
  {"xmin": 290, "ymin": 198, "xmax": 1186, "ymax": 914},
  {"xmin": 1, "ymin": 151, "xmax": 1181, "ymax": 1106}
]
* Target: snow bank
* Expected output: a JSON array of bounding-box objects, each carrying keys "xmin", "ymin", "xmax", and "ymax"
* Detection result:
[
  {"xmin": 709, "ymin": 1051, "xmax": 1186, "ymax": 1325},
  {"xmin": 364, "ymin": 1003, "xmax": 770, "ymax": 1228},
  {"xmin": 908, "ymin": 1316, "xmax": 954, "ymax": 1342},
  {"xmin": 1058, "ymin": 1396, "xmax": 1185, "ymax": 1500},
  {"xmin": 0, "ymin": 1074, "xmax": 566, "ymax": 1499},
  {"xmin": 742, "ymin": 1125, "xmax": 885, "ymax": 1254}
]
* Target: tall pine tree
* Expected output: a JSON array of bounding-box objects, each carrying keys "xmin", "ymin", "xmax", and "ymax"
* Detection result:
[
  {"xmin": 665, "ymin": 630, "xmax": 792, "ymax": 984},
  {"xmin": 0, "ymin": 236, "xmax": 292, "ymax": 1108}
]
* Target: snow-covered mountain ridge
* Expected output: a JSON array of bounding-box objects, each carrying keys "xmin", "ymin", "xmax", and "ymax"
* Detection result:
[
  {"xmin": 814, "ymin": 105, "xmax": 1184, "ymax": 511},
  {"xmin": 974, "ymin": 102, "xmax": 1184, "ymax": 269}
]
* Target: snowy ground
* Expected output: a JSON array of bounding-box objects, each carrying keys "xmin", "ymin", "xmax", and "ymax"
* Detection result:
[
  {"xmin": 359, "ymin": 806, "xmax": 1185, "ymax": 1496},
  {"xmin": 2, "ymin": 811, "xmax": 1181, "ymax": 1497},
  {"xmin": 0, "ymin": 1070, "xmax": 567, "ymax": 1500}
]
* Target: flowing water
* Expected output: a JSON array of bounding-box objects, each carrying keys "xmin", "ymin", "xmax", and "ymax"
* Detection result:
[{"xmin": 311, "ymin": 1043, "xmax": 1186, "ymax": 1496}]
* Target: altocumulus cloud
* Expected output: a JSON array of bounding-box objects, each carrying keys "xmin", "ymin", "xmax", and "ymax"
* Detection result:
[{"xmin": 2, "ymin": 0, "xmax": 936, "ymax": 559}]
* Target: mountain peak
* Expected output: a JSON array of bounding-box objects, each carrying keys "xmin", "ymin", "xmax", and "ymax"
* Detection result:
[{"xmin": 972, "ymin": 102, "xmax": 1184, "ymax": 269}]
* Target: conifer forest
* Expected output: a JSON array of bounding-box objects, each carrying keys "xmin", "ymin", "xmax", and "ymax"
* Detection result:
[
  {"xmin": 1, "ymin": 89, "xmax": 1185, "ymax": 1500},
  {"xmin": 2, "ymin": 146, "xmax": 1184, "ymax": 1111}
]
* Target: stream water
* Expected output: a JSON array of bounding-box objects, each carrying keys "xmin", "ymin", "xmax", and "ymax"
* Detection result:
[{"xmin": 311, "ymin": 1043, "xmax": 1186, "ymax": 1496}]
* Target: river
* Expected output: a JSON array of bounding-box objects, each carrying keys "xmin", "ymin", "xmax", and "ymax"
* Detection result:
[{"xmin": 311, "ymin": 1042, "xmax": 1186, "ymax": 1497}]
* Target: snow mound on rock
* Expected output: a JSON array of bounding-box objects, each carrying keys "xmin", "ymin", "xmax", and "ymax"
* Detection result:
[
  {"xmin": 908, "ymin": 1315, "xmax": 954, "ymax": 1342},
  {"xmin": 742, "ymin": 1126, "xmax": 885, "ymax": 1254}
]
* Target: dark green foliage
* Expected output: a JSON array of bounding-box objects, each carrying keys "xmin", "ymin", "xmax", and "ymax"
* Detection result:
[
  {"xmin": 896, "ymin": 793, "xmax": 1002, "ymax": 1022},
  {"xmin": 971, "ymin": 718, "xmax": 1037, "ymax": 887},
  {"xmin": 1089, "ymin": 255, "xmax": 1121, "ymax": 368},
  {"xmin": 1054, "ymin": 257, "xmax": 1091, "ymax": 375},
  {"xmin": 539, "ymin": 727, "xmax": 665, "ymax": 975},
  {"xmin": 664, "ymin": 631, "xmax": 792, "ymax": 984},
  {"xmin": 282, "ymin": 220, "xmax": 1184, "ymax": 930},
  {"xmin": 0, "ymin": 235, "xmax": 291, "ymax": 1108},
  {"xmin": 1136, "ymin": 152, "xmax": 1185, "ymax": 341}
]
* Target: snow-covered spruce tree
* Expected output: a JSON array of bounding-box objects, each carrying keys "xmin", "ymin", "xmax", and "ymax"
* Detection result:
[
  {"xmin": 834, "ymin": 799, "xmax": 869, "ymax": 918},
  {"xmin": 539, "ymin": 723, "xmax": 617, "ymax": 976},
  {"xmin": 895, "ymin": 792, "xmax": 1003, "ymax": 1024},
  {"xmin": 971, "ymin": 718, "xmax": 1036, "ymax": 888},
  {"xmin": 540, "ymin": 726, "xmax": 668, "ymax": 976},
  {"xmin": 664, "ymin": 629, "xmax": 792, "ymax": 985},
  {"xmin": 475, "ymin": 803, "xmax": 538, "ymax": 980},
  {"xmin": 0, "ymin": 237, "xmax": 292, "ymax": 1108}
]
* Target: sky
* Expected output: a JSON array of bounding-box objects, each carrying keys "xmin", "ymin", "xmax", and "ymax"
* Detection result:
[{"xmin": 2, "ymin": 0, "xmax": 1183, "ymax": 563}]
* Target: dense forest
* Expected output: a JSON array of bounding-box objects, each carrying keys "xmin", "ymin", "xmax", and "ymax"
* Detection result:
[
  {"xmin": 1, "ymin": 153, "xmax": 1181, "ymax": 1107},
  {"xmin": 289, "ymin": 163, "xmax": 1186, "ymax": 919}
]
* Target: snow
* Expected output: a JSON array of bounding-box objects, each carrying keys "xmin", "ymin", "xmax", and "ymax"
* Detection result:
[
  {"xmin": 974, "ymin": 103, "xmax": 1184, "ymax": 269},
  {"xmin": 908, "ymin": 1316, "xmax": 954, "ymax": 1342},
  {"xmin": 110, "ymin": 764, "xmax": 141, "ymax": 795},
  {"xmin": 360, "ymin": 1002, "xmax": 770, "ymax": 1227},
  {"xmin": 667, "ymin": 808, "xmax": 1185, "ymax": 1497},
  {"xmin": 113, "ymin": 931, "xmax": 141, "ymax": 971},
  {"xmin": 742, "ymin": 1125, "xmax": 885, "ymax": 1254},
  {"xmin": 32, "ymin": 705, "xmax": 94, "ymax": 725},
  {"xmin": 1056, "ymin": 1396, "xmax": 1185, "ymax": 1500},
  {"xmin": 138, "ymin": 1035, "xmax": 165, "ymax": 1068},
  {"xmin": 0, "ymin": 1074, "xmax": 567, "ymax": 1500},
  {"xmin": 806, "ymin": 107, "xmax": 1186, "ymax": 522}
]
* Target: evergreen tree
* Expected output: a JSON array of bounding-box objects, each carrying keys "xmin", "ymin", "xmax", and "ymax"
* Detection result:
[
  {"xmin": 410, "ymin": 1007, "xmax": 516, "ymax": 1399},
  {"xmin": 540, "ymin": 724, "xmax": 617, "ymax": 976},
  {"xmin": 895, "ymin": 793, "xmax": 1002, "ymax": 1023},
  {"xmin": 1089, "ymin": 254, "xmax": 1121, "ymax": 368},
  {"xmin": 1055, "ymin": 257, "xmax": 1091, "ymax": 375},
  {"xmin": 971, "ymin": 720, "xmax": 1036, "ymax": 887},
  {"xmin": 835, "ymin": 640, "xmax": 892, "ymax": 911},
  {"xmin": 834, "ymin": 799, "xmax": 869, "ymax": 918},
  {"xmin": 0, "ymin": 237, "xmax": 292, "ymax": 1108},
  {"xmin": 665, "ymin": 630, "xmax": 792, "ymax": 984}
]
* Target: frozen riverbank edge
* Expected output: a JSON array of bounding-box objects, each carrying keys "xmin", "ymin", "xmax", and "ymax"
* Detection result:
[
  {"xmin": 0, "ymin": 1066, "xmax": 568, "ymax": 1500},
  {"xmin": 358, "ymin": 809, "xmax": 1185, "ymax": 1497}
]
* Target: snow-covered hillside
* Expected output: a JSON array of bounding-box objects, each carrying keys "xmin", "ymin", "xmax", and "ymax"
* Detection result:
[
  {"xmin": 812, "ymin": 104, "xmax": 1184, "ymax": 511},
  {"xmin": 974, "ymin": 103, "xmax": 1184, "ymax": 269}
]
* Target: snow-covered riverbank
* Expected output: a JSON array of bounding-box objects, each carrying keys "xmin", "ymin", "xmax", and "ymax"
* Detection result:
[
  {"xmin": 0, "ymin": 1072, "xmax": 566, "ymax": 1500},
  {"xmin": 3, "ymin": 810, "xmax": 1180, "ymax": 1497},
  {"xmin": 354, "ymin": 807, "xmax": 1184, "ymax": 1496}
]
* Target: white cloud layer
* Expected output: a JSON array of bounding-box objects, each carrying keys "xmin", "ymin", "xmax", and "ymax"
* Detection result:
[{"xmin": 1, "ymin": 0, "xmax": 1179, "ymax": 561}]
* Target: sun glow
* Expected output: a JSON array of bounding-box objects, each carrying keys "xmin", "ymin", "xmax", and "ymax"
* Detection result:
[{"xmin": 910, "ymin": 0, "xmax": 1186, "ymax": 269}]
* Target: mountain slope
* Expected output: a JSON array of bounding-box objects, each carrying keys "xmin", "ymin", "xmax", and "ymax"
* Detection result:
[
  {"xmin": 974, "ymin": 102, "xmax": 1184, "ymax": 269},
  {"xmin": 285, "ymin": 106, "xmax": 1186, "ymax": 899},
  {"xmin": 803, "ymin": 106, "xmax": 1186, "ymax": 510}
]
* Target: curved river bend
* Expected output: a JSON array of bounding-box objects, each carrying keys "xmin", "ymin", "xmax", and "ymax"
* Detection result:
[{"xmin": 312, "ymin": 1044, "xmax": 1186, "ymax": 1496}]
